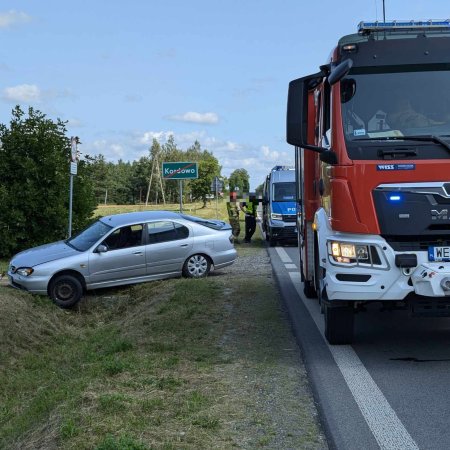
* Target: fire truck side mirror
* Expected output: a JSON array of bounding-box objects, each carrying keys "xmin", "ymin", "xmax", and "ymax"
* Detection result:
[
  {"xmin": 328, "ymin": 59, "xmax": 353, "ymax": 85},
  {"xmin": 287, "ymin": 72, "xmax": 323, "ymax": 148},
  {"xmin": 287, "ymin": 77, "xmax": 307, "ymax": 147}
]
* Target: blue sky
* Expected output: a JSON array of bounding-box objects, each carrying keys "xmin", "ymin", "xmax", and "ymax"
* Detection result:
[{"xmin": 0, "ymin": 1, "xmax": 446, "ymax": 188}]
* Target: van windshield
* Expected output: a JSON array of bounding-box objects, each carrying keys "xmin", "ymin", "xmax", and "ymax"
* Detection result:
[{"xmin": 273, "ymin": 182, "xmax": 296, "ymax": 202}]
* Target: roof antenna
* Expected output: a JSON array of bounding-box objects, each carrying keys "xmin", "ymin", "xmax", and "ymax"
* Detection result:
[{"xmin": 382, "ymin": 0, "xmax": 386, "ymax": 22}]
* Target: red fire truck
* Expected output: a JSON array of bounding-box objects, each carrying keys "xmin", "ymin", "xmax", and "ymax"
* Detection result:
[{"xmin": 287, "ymin": 20, "xmax": 450, "ymax": 344}]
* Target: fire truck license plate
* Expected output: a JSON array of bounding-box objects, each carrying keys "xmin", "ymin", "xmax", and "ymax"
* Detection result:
[{"xmin": 429, "ymin": 246, "xmax": 450, "ymax": 262}]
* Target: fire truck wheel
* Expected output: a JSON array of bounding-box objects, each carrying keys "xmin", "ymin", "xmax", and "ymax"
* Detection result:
[
  {"xmin": 303, "ymin": 280, "xmax": 317, "ymax": 298},
  {"xmin": 324, "ymin": 302, "xmax": 354, "ymax": 345}
]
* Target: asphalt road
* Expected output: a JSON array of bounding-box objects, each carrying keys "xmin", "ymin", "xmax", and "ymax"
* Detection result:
[{"xmin": 268, "ymin": 242, "xmax": 450, "ymax": 450}]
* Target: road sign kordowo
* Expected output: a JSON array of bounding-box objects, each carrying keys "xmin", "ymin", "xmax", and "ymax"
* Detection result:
[{"xmin": 162, "ymin": 162, "xmax": 198, "ymax": 180}]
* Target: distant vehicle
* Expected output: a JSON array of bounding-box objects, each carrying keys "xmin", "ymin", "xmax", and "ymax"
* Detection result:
[
  {"xmin": 262, "ymin": 166, "xmax": 298, "ymax": 246},
  {"xmin": 8, "ymin": 211, "xmax": 237, "ymax": 308}
]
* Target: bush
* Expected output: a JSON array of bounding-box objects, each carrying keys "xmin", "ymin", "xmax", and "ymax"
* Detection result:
[{"xmin": 0, "ymin": 106, "xmax": 96, "ymax": 257}]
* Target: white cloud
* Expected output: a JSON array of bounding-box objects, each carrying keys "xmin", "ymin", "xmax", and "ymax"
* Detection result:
[
  {"xmin": 66, "ymin": 118, "xmax": 83, "ymax": 128},
  {"xmin": 2, "ymin": 84, "xmax": 74, "ymax": 104},
  {"xmin": 3, "ymin": 84, "xmax": 41, "ymax": 102},
  {"xmin": 0, "ymin": 10, "xmax": 32, "ymax": 28},
  {"xmin": 167, "ymin": 112, "xmax": 219, "ymax": 125}
]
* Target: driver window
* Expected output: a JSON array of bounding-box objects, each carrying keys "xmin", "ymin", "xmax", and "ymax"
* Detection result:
[{"xmin": 103, "ymin": 224, "xmax": 143, "ymax": 250}]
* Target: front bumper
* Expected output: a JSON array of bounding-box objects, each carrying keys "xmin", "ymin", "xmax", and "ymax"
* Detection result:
[
  {"xmin": 269, "ymin": 221, "xmax": 297, "ymax": 241},
  {"xmin": 324, "ymin": 234, "xmax": 450, "ymax": 302},
  {"xmin": 7, "ymin": 271, "xmax": 48, "ymax": 295}
]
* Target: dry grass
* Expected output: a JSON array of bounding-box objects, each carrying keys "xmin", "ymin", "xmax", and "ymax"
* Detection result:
[
  {"xmin": 0, "ymin": 206, "xmax": 326, "ymax": 449},
  {"xmin": 95, "ymin": 200, "xmax": 229, "ymax": 222}
]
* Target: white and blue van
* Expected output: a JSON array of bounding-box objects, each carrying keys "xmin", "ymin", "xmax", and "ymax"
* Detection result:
[{"xmin": 262, "ymin": 166, "xmax": 298, "ymax": 246}]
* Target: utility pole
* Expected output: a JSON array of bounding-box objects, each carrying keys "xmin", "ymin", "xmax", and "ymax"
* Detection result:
[
  {"xmin": 145, "ymin": 150, "xmax": 166, "ymax": 206},
  {"xmin": 382, "ymin": 0, "xmax": 386, "ymax": 22},
  {"xmin": 68, "ymin": 136, "xmax": 79, "ymax": 238}
]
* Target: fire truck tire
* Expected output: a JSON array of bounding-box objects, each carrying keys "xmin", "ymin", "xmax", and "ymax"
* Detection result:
[
  {"xmin": 303, "ymin": 280, "xmax": 317, "ymax": 298},
  {"xmin": 324, "ymin": 302, "xmax": 354, "ymax": 345}
]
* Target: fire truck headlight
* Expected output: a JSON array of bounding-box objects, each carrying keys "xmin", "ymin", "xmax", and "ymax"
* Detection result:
[{"xmin": 328, "ymin": 241, "xmax": 369, "ymax": 264}]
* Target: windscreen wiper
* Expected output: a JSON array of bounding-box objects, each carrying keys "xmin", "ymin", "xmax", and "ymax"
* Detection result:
[
  {"xmin": 355, "ymin": 135, "xmax": 450, "ymax": 153},
  {"xmin": 376, "ymin": 148, "xmax": 417, "ymax": 159}
]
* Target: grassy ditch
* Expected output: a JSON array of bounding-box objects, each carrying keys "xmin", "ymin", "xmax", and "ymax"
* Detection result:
[{"xmin": 0, "ymin": 219, "xmax": 326, "ymax": 449}]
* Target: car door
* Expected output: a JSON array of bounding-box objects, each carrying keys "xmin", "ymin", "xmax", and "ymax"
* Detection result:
[
  {"xmin": 145, "ymin": 220, "xmax": 193, "ymax": 275},
  {"xmin": 88, "ymin": 224, "xmax": 146, "ymax": 285}
]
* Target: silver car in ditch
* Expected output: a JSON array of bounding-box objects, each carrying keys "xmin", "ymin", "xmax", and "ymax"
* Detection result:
[{"xmin": 8, "ymin": 211, "xmax": 237, "ymax": 308}]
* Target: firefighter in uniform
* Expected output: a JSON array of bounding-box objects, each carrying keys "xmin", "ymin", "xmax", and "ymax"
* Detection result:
[
  {"xmin": 241, "ymin": 193, "xmax": 258, "ymax": 243},
  {"xmin": 226, "ymin": 191, "xmax": 241, "ymax": 242}
]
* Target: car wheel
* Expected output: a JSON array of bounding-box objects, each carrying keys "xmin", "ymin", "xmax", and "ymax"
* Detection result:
[
  {"xmin": 183, "ymin": 254, "xmax": 211, "ymax": 278},
  {"xmin": 49, "ymin": 274, "xmax": 83, "ymax": 308}
]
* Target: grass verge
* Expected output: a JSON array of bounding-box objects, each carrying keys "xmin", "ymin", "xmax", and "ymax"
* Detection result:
[{"xmin": 0, "ymin": 215, "xmax": 326, "ymax": 449}]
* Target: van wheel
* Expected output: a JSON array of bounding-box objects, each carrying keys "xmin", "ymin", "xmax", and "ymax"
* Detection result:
[
  {"xmin": 324, "ymin": 302, "xmax": 354, "ymax": 345},
  {"xmin": 183, "ymin": 254, "xmax": 211, "ymax": 278},
  {"xmin": 49, "ymin": 275, "xmax": 83, "ymax": 308},
  {"xmin": 269, "ymin": 237, "xmax": 277, "ymax": 247}
]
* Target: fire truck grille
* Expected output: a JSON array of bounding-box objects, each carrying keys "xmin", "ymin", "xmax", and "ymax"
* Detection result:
[{"xmin": 384, "ymin": 235, "xmax": 450, "ymax": 252}]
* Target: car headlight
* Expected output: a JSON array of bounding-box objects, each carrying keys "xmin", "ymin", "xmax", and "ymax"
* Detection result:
[
  {"xmin": 271, "ymin": 213, "xmax": 283, "ymax": 220},
  {"xmin": 328, "ymin": 241, "xmax": 369, "ymax": 264},
  {"xmin": 16, "ymin": 267, "xmax": 34, "ymax": 277}
]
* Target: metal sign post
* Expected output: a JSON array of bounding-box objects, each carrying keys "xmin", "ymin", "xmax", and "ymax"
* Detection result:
[
  {"xmin": 210, "ymin": 176, "xmax": 223, "ymax": 218},
  {"xmin": 68, "ymin": 137, "xmax": 79, "ymax": 237},
  {"xmin": 179, "ymin": 179, "xmax": 183, "ymax": 213},
  {"xmin": 161, "ymin": 162, "xmax": 198, "ymax": 213}
]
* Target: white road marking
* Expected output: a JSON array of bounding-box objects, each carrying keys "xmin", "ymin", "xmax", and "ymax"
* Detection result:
[
  {"xmin": 288, "ymin": 271, "xmax": 419, "ymax": 450},
  {"xmin": 284, "ymin": 263, "xmax": 297, "ymax": 270},
  {"xmin": 275, "ymin": 247, "xmax": 292, "ymax": 263}
]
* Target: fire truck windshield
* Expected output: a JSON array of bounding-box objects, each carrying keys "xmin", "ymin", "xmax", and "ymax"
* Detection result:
[{"xmin": 341, "ymin": 67, "xmax": 450, "ymax": 149}]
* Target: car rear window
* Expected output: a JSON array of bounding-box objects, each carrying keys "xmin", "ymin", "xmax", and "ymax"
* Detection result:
[{"xmin": 180, "ymin": 214, "xmax": 226, "ymax": 230}]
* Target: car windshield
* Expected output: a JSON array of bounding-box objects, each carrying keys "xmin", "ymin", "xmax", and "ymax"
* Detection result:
[
  {"xmin": 180, "ymin": 214, "xmax": 225, "ymax": 230},
  {"xmin": 273, "ymin": 182, "xmax": 296, "ymax": 202},
  {"xmin": 341, "ymin": 66, "xmax": 450, "ymax": 142},
  {"xmin": 67, "ymin": 220, "xmax": 112, "ymax": 251}
]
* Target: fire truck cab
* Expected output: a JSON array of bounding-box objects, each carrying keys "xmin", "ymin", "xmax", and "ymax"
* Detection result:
[{"xmin": 287, "ymin": 20, "xmax": 450, "ymax": 344}]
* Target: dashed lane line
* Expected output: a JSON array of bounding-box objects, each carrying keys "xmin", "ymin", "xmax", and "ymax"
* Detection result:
[
  {"xmin": 288, "ymin": 271, "xmax": 419, "ymax": 450},
  {"xmin": 275, "ymin": 246, "xmax": 292, "ymax": 263},
  {"xmin": 284, "ymin": 263, "xmax": 297, "ymax": 270}
]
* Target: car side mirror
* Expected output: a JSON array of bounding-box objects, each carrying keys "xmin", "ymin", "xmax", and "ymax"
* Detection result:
[{"xmin": 96, "ymin": 244, "xmax": 108, "ymax": 253}]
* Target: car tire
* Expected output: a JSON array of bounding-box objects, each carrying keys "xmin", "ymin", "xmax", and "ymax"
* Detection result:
[
  {"xmin": 183, "ymin": 254, "xmax": 211, "ymax": 278},
  {"xmin": 49, "ymin": 274, "xmax": 83, "ymax": 308}
]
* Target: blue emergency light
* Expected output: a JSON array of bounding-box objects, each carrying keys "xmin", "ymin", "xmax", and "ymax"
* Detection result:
[
  {"xmin": 389, "ymin": 195, "xmax": 402, "ymax": 202},
  {"xmin": 358, "ymin": 20, "xmax": 450, "ymax": 33}
]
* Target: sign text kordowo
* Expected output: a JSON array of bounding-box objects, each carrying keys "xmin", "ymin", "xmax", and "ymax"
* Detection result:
[{"xmin": 162, "ymin": 162, "xmax": 198, "ymax": 180}]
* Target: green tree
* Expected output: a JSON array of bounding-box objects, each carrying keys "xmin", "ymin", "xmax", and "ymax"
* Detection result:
[
  {"xmin": 0, "ymin": 106, "xmax": 96, "ymax": 257},
  {"xmin": 189, "ymin": 144, "xmax": 221, "ymax": 207},
  {"xmin": 229, "ymin": 168, "xmax": 250, "ymax": 195}
]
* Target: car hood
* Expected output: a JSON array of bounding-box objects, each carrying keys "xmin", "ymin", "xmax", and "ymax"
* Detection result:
[{"xmin": 11, "ymin": 240, "xmax": 80, "ymax": 268}]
